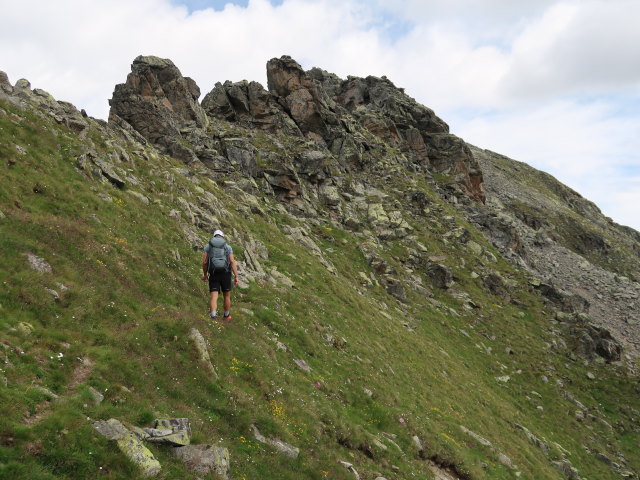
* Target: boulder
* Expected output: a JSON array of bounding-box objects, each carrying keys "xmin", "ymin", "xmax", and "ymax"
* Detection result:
[
  {"xmin": 535, "ymin": 283, "xmax": 589, "ymax": 314},
  {"xmin": 26, "ymin": 253, "xmax": 52, "ymax": 273},
  {"xmin": 483, "ymin": 273, "xmax": 510, "ymax": 301},
  {"xmin": 144, "ymin": 428, "xmax": 190, "ymax": 446},
  {"xmin": 171, "ymin": 444, "xmax": 230, "ymax": 478},
  {"xmin": 567, "ymin": 322, "xmax": 622, "ymax": 362},
  {"xmin": 93, "ymin": 419, "xmax": 161, "ymax": 477},
  {"xmin": 425, "ymin": 262, "xmax": 453, "ymax": 289}
]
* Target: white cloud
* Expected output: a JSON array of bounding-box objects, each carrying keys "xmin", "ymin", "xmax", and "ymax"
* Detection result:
[
  {"xmin": 0, "ymin": 0, "xmax": 639, "ymax": 229},
  {"xmin": 502, "ymin": 0, "xmax": 640, "ymax": 100}
]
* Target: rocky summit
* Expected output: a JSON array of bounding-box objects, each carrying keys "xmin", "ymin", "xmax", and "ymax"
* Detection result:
[{"xmin": 1, "ymin": 55, "xmax": 639, "ymax": 480}]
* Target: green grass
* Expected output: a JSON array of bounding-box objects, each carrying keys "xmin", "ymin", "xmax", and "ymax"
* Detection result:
[{"xmin": 1, "ymin": 97, "xmax": 639, "ymax": 480}]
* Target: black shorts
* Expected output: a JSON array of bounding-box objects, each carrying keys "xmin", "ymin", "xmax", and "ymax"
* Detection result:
[{"xmin": 209, "ymin": 270, "xmax": 232, "ymax": 293}]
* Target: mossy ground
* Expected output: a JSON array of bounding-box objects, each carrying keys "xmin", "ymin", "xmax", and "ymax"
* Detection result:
[{"xmin": 1, "ymin": 99, "xmax": 639, "ymax": 480}]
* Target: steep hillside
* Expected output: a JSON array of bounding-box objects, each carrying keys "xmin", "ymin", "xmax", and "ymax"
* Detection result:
[
  {"xmin": 470, "ymin": 147, "xmax": 640, "ymax": 358},
  {"xmin": 1, "ymin": 58, "xmax": 639, "ymax": 480}
]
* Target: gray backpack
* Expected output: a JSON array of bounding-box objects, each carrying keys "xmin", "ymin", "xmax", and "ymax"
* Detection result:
[{"xmin": 208, "ymin": 236, "xmax": 230, "ymax": 273}]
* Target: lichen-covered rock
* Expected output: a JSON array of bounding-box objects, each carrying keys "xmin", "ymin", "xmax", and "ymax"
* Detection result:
[
  {"xmin": 116, "ymin": 433, "xmax": 161, "ymax": 477},
  {"xmin": 93, "ymin": 419, "xmax": 161, "ymax": 477},
  {"xmin": 144, "ymin": 418, "xmax": 191, "ymax": 446}
]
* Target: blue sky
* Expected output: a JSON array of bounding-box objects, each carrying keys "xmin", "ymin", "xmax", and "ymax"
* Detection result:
[{"xmin": 1, "ymin": 0, "xmax": 639, "ymax": 229}]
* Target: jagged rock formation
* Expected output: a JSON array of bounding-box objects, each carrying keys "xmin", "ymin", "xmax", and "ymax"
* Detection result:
[{"xmin": 110, "ymin": 55, "xmax": 484, "ymax": 207}]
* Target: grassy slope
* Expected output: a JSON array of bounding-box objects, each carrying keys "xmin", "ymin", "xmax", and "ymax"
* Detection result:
[{"xmin": 0, "ymin": 98, "xmax": 639, "ymax": 480}]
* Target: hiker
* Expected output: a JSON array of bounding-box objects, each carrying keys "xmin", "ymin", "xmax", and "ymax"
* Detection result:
[{"xmin": 202, "ymin": 229, "xmax": 239, "ymax": 320}]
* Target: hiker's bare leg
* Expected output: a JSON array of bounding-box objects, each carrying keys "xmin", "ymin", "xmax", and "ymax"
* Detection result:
[
  {"xmin": 223, "ymin": 291, "xmax": 231, "ymax": 312},
  {"xmin": 210, "ymin": 290, "xmax": 219, "ymax": 313}
]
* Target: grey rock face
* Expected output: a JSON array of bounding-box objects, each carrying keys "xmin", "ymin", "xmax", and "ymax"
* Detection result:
[
  {"xmin": 109, "ymin": 56, "xmax": 207, "ymax": 163},
  {"xmin": 567, "ymin": 321, "xmax": 622, "ymax": 362},
  {"xmin": 202, "ymin": 80, "xmax": 301, "ymax": 136},
  {"xmin": 535, "ymin": 283, "xmax": 589, "ymax": 314}
]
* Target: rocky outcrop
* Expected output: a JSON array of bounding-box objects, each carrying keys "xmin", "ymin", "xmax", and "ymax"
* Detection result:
[
  {"xmin": 266, "ymin": 56, "xmax": 339, "ymax": 144},
  {"xmin": 556, "ymin": 313, "xmax": 623, "ymax": 362},
  {"xmin": 202, "ymin": 80, "xmax": 301, "ymax": 136},
  {"xmin": 109, "ymin": 56, "xmax": 207, "ymax": 163},
  {"xmin": 108, "ymin": 54, "xmax": 485, "ymax": 204}
]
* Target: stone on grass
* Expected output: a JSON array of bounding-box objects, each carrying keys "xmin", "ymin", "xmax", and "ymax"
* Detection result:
[
  {"xmin": 93, "ymin": 418, "xmax": 161, "ymax": 477},
  {"xmin": 145, "ymin": 418, "xmax": 191, "ymax": 446},
  {"xmin": 88, "ymin": 386, "xmax": 104, "ymax": 405},
  {"xmin": 127, "ymin": 190, "xmax": 150, "ymax": 204},
  {"xmin": 251, "ymin": 424, "xmax": 299, "ymax": 458},
  {"xmin": 553, "ymin": 459, "xmax": 580, "ymax": 479},
  {"xmin": 93, "ymin": 418, "xmax": 130, "ymax": 440},
  {"xmin": 425, "ymin": 262, "xmax": 453, "ymax": 289},
  {"xmin": 44, "ymin": 287, "xmax": 60, "ymax": 300},
  {"xmin": 338, "ymin": 460, "xmax": 361, "ymax": 479},
  {"xmin": 26, "ymin": 253, "xmax": 52, "ymax": 273},
  {"xmin": 172, "ymin": 444, "xmax": 230, "ymax": 478},
  {"xmin": 294, "ymin": 358, "xmax": 311, "ymax": 372},
  {"xmin": 412, "ymin": 435, "xmax": 424, "ymax": 456},
  {"xmin": 459, "ymin": 425, "xmax": 492, "ymax": 448},
  {"xmin": 498, "ymin": 452, "xmax": 513, "ymax": 468},
  {"xmin": 16, "ymin": 322, "xmax": 34, "ymax": 336},
  {"xmin": 189, "ymin": 328, "xmax": 218, "ymax": 379},
  {"xmin": 34, "ymin": 385, "xmax": 58, "ymax": 399}
]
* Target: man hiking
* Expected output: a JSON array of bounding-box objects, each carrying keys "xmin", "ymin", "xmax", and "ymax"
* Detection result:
[{"xmin": 202, "ymin": 229, "xmax": 239, "ymax": 320}]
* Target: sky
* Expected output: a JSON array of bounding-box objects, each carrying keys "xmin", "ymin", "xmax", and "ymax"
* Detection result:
[{"xmin": 1, "ymin": 0, "xmax": 639, "ymax": 230}]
